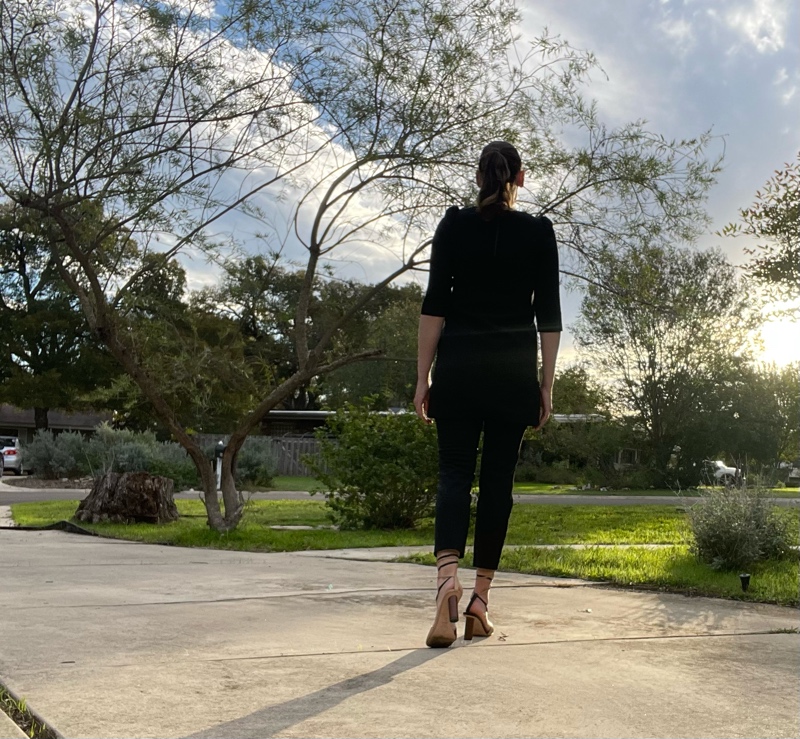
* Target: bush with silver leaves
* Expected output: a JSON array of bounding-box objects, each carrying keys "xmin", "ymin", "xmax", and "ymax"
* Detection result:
[{"xmin": 687, "ymin": 485, "xmax": 796, "ymax": 570}]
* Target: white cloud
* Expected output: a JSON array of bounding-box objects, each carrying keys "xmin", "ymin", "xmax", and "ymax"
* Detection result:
[
  {"xmin": 725, "ymin": 0, "xmax": 790, "ymax": 53},
  {"xmin": 659, "ymin": 17, "xmax": 695, "ymax": 52},
  {"xmin": 771, "ymin": 66, "xmax": 799, "ymax": 105}
]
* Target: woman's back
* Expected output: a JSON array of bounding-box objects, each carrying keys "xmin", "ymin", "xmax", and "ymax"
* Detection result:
[
  {"xmin": 421, "ymin": 205, "xmax": 562, "ymax": 423},
  {"xmin": 422, "ymin": 206, "xmax": 561, "ymax": 331}
]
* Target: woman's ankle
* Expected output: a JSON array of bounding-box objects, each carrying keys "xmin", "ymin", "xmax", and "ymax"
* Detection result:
[
  {"xmin": 435, "ymin": 549, "xmax": 460, "ymax": 581},
  {"xmin": 474, "ymin": 568, "xmax": 495, "ymax": 600}
]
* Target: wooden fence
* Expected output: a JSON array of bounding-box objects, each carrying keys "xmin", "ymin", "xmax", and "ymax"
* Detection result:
[
  {"xmin": 189, "ymin": 433, "xmax": 325, "ymax": 477},
  {"xmin": 268, "ymin": 436, "xmax": 324, "ymax": 477}
]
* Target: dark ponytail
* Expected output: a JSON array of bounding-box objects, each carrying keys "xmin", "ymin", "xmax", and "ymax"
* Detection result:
[{"xmin": 476, "ymin": 141, "xmax": 522, "ymax": 220}]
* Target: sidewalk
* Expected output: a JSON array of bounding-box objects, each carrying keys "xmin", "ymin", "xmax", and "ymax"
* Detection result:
[{"xmin": 1, "ymin": 530, "xmax": 798, "ymax": 738}]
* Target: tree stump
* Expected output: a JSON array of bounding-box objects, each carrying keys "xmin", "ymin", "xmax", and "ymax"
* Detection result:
[{"xmin": 75, "ymin": 472, "xmax": 179, "ymax": 524}]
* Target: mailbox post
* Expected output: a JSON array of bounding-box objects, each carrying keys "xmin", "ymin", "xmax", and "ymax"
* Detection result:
[{"xmin": 214, "ymin": 440, "xmax": 226, "ymax": 491}]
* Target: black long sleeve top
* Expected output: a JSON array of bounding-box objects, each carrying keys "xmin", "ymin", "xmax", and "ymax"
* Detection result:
[{"xmin": 421, "ymin": 205, "xmax": 562, "ymax": 424}]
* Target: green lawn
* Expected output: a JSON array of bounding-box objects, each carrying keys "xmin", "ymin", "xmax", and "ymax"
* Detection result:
[
  {"xmin": 12, "ymin": 499, "xmax": 798, "ymax": 606},
  {"xmin": 270, "ymin": 476, "xmax": 798, "ymax": 497},
  {"xmin": 269, "ymin": 475, "xmax": 325, "ymax": 492},
  {"xmin": 512, "ymin": 483, "xmax": 680, "ymax": 496},
  {"xmin": 13, "ymin": 499, "xmax": 796, "ymax": 549}
]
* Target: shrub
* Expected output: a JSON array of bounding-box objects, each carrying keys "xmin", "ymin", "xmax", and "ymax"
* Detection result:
[
  {"xmin": 23, "ymin": 430, "xmax": 88, "ymax": 479},
  {"xmin": 85, "ymin": 424, "xmax": 158, "ymax": 474},
  {"xmin": 27, "ymin": 424, "xmax": 202, "ymax": 489},
  {"xmin": 235, "ymin": 436, "xmax": 276, "ymax": 488},
  {"xmin": 309, "ymin": 406, "xmax": 438, "ymax": 529},
  {"xmin": 514, "ymin": 460, "xmax": 580, "ymax": 485},
  {"xmin": 150, "ymin": 442, "xmax": 200, "ymax": 490},
  {"xmin": 687, "ymin": 486, "xmax": 797, "ymax": 570},
  {"xmin": 111, "ymin": 442, "xmax": 154, "ymax": 473}
]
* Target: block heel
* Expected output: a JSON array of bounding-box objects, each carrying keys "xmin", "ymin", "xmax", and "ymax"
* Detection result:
[
  {"xmin": 463, "ymin": 573, "xmax": 494, "ymax": 640},
  {"xmin": 426, "ymin": 553, "xmax": 463, "ymax": 648}
]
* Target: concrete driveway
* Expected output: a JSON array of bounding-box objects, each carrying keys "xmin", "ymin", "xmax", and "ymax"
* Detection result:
[{"xmin": 0, "ymin": 529, "xmax": 798, "ymax": 738}]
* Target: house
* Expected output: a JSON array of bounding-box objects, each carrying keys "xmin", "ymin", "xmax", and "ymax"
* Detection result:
[{"xmin": 0, "ymin": 405, "xmax": 111, "ymax": 444}]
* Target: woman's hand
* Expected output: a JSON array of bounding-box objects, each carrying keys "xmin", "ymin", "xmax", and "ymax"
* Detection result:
[
  {"xmin": 534, "ymin": 385, "xmax": 552, "ymax": 430},
  {"xmin": 414, "ymin": 381, "xmax": 432, "ymax": 423}
]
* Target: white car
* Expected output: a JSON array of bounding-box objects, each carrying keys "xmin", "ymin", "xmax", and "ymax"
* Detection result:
[
  {"xmin": 706, "ymin": 459, "xmax": 743, "ymax": 486},
  {"xmin": 1, "ymin": 436, "xmax": 23, "ymax": 475}
]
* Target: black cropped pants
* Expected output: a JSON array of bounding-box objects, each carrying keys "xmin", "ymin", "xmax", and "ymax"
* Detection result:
[{"xmin": 434, "ymin": 417, "xmax": 527, "ymax": 570}]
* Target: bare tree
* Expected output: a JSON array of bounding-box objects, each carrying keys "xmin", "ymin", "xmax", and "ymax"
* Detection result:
[{"xmin": 0, "ymin": 0, "xmax": 719, "ymax": 531}]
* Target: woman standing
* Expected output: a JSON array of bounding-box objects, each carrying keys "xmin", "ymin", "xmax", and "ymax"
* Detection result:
[{"xmin": 415, "ymin": 141, "xmax": 562, "ymax": 648}]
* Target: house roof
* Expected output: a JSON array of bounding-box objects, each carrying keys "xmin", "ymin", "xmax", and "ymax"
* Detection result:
[{"xmin": 0, "ymin": 405, "xmax": 111, "ymax": 430}]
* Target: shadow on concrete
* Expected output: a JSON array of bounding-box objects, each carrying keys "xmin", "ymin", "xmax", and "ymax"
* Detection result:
[{"xmin": 183, "ymin": 648, "xmax": 446, "ymax": 739}]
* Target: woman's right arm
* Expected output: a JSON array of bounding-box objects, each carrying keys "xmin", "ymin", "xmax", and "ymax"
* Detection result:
[{"xmin": 536, "ymin": 332, "xmax": 561, "ymax": 429}]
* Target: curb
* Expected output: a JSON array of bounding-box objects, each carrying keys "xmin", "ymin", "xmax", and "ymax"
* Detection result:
[
  {"xmin": 0, "ymin": 520, "xmax": 98, "ymax": 536},
  {"xmin": 0, "ymin": 679, "xmax": 63, "ymax": 739}
]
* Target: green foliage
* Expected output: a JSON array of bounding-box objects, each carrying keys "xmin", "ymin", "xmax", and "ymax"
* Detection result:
[
  {"xmin": 234, "ymin": 436, "xmax": 277, "ymax": 487},
  {"xmin": 194, "ymin": 258, "xmax": 423, "ymax": 411},
  {"xmin": 0, "ymin": 685, "xmax": 56, "ymax": 739},
  {"xmin": 309, "ymin": 405, "xmax": 438, "ymax": 529},
  {"xmin": 722, "ymin": 152, "xmax": 800, "ymax": 306},
  {"xmin": 147, "ymin": 443, "xmax": 201, "ymax": 491},
  {"xmin": 23, "ymin": 430, "xmax": 87, "ymax": 479},
  {"xmin": 24, "ymin": 425, "xmax": 201, "ymax": 489},
  {"xmin": 549, "ymin": 365, "xmax": 611, "ymax": 414},
  {"xmin": 85, "ymin": 425, "xmax": 158, "ymax": 474},
  {"xmin": 0, "ymin": 206, "xmax": 119, "ymax": 424},
  {"xmin": 687, "ymin": 486, "xmax": 797, "ymax": 570},
  {"xmin": 0, "ymin": 0, "xmax": 722, "ymax": 533},
  {"xmin": 574, "ymin": 243, "xmax": 761, "ymax": 484}
]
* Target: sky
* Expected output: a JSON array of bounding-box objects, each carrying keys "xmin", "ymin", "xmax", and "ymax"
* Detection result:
[
  {"xmin": 514, "ymin": 0, "xmax": 799, "ymax": 365},
  {"xmin": 167, "ymin": 0, "xmax": 799, "ymax": 366}
]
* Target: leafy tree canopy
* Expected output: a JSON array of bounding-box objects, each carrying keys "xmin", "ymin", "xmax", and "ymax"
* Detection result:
[
  {"xmin": 573, "ymin": 242, "xmax": 760, "ymax": 483},
  {"xmin": 0, "ymin": 0, "xmax": 722, "ymax": 530},
  {"xmin": 721, "ymin": 152, "xmax": 800, "ymax": 308}
]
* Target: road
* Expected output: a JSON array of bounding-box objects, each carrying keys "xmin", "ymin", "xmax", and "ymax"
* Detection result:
[{"xmin": 2, "ymin": 480, "xmax": 798, "ymax": 507}]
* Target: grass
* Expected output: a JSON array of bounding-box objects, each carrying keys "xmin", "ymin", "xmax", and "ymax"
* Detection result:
[
  {"xmin": 512, "ymin": 482, "xmax": 799, "ymax": 497},
  {"xmin": 268, "ymin": 475, "xmax": 325, "ymax": 492},
  {"xmin": 14, "ymin": 499, "xmax": 797, "ymax": 550},
  {"xmin": 268, "ymin": 476, "xmax": 798, "ymax": 497},
  {"xmin": 513, "ymin": 483, "xmax": 676, "ymax": 496},
  {"xmin": 399, "ymin": 546, "xmax": 800, "ymax": 607},
  {"xmin": 12, "ymin": 499, "xmax": 433, "ymax": 551},
  {"xmin": 504, "ymin": 504, "xmax": 693, "ymax": 544},
  {"xmin": 0, "ymin": 685, "xmax": 57, "ymax": 739}
]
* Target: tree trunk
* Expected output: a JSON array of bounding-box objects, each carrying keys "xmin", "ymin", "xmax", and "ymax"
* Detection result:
[
  {"xmin": 34, "ymin": 407, "xmax": 49, "ymax": 430},
  {"xmin": 75, "ymin": 472, "xmax": 179, "ymax": 524}
]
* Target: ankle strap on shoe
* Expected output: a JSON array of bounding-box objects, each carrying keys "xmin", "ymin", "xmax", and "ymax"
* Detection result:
[{"xmin": 466, "ymin": 591, "xmax": 488, "ymax": 611}]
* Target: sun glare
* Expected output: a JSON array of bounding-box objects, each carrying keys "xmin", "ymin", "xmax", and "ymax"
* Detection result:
[{"xmin": 759, "ymin": 315, "xmax": 800, "ymax": 366}]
